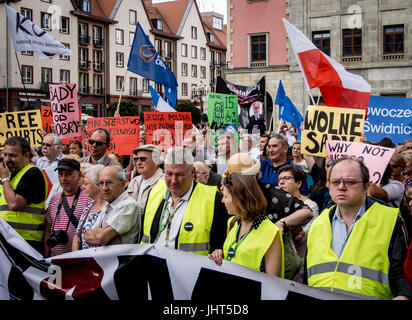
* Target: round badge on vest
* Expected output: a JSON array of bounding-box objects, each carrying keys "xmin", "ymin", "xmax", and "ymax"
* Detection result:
[
  {"xmin": 184, "ymin": 222, "xmax": 193, "ymax": 232},
  {"xmin": 227, "ymin": 248, "xmax": 236, "ymax": 258}
]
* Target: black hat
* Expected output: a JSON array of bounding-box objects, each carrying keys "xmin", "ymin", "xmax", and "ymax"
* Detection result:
[{"xmin": 55, "ymin": 158, "xmax": 81, "ymax": 172}]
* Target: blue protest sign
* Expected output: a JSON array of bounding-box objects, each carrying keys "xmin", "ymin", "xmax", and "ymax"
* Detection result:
[{"xmin": 364, "ymin": 95, "xmax": 412, "ymax": 143}]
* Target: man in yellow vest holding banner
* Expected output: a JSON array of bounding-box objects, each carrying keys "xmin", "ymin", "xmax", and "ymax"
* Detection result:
[
  {"xmin": 141, "ymin": 147, "xmax": 228, "ymax": 255},
  {"xmin": 0, "ymin": 136, "xmax": 48, "ymax": 255},
  {"xmin": 305, "ymin": 157, "xmax": 412, "ymax": 300}
]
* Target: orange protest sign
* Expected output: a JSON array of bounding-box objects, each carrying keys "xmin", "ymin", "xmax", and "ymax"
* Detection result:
[
  {"xmin": 41, "ymin": 106, "xmax": 53, "ymax": 134},
  {"xmin": 144, "ymin": 112, "xmax": 192, "ymax": 151},
  {"xmin": 86, "ymin": 117, "xmax": 140, "ymax": 155}
]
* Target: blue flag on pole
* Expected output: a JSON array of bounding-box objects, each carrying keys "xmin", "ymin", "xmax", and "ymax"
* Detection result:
[
  {"xmin": 276, "ymin": 80, "xmax": 304, "ymax": 140},
  {"xmin": 149, "ymin": 84, "xmax": 176, "ymax": 113},
  {"xmin": 165, "ymin": 86, "xmax": 177, "ymax": 108},
  {"xmin": 127, "ymin": 23, "xmax": 178, "ymax": 105}
]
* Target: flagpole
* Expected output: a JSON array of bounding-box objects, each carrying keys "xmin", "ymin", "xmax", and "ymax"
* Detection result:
[
  {"xmin": 14, "ymin": 51, "xmax": 31, "ymax": 107},
  {"xmin": 6, "ymin": 9, "xmax": 9, "ymax": 112},
  {"xmin": 115, "ymin": 69, "xmax": 128, "ymax": 116}
]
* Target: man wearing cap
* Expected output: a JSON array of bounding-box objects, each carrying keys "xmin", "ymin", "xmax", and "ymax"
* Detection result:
[
  {"xmin": 44, "ymin": 158, "xmax": 90, "ymax": 257},
  {"xmin": 0, "ymin": 136, "xmax": 48, "ymax": 254},
  {"xmin": 141, "ymin": 147, "xmax": 228, "ymax": 255},
  {"xmin": 80, "ymin": 128, "xmax": 120, "ymax": 166},
  {"xmin": 127, "ymin": 144, "xmax": 164, "ymax": 220}
]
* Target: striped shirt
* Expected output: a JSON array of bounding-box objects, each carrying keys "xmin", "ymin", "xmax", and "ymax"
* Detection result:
[{"xmin": 46, "ymin": 189, "xmax": 91, "ymax": 256}]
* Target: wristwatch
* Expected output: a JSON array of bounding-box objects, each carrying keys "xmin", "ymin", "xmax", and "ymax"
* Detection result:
[{"xmin": 1, "ymin": 177, "xmax": 10, "ymax": 185}]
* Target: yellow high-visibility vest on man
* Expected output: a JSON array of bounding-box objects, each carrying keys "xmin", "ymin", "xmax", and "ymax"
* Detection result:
[
  {"xmin": 140, "ymin": 147, "xmax": 228, "ymax": 255},
  {"xmin": 0, "ymin": 137, "xmax": 47, "ymax": 254},
  {"xmin": 305, "ymin": 157, "xmax": 412, "ymax": 300}
]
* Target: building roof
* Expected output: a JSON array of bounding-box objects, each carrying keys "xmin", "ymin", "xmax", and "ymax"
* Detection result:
[
  {"xmin": 144, "ymin": 1, "xmax": 182, "ymax": 39},
  {"xmin": 70, "ymin": 0, "xmax": 117, "ymax": 23},
  {"xmin": 150, "ymin": 0, "xmax": 191, "ymax": 36},
  {"xmin": 201, "ymin": 14, "xmax": 227, "ymax": 51}
]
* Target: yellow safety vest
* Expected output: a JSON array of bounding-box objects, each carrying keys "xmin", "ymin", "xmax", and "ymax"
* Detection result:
[
  {"xmin": 0, "ymin": 164, "xmax": 47, "ymax": 242},
  {"xmin": 223, "ymin": 216, "xmax": 284, "ymax": 278},
  {"xmin": 141, "ymin": 179, "xmax": 217, "ymax": 255},
  {"xmin": 306, "ymin": 202, "xmax": 399, "ymax": 300}
]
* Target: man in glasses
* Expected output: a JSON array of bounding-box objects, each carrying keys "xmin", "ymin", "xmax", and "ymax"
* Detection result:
[
  {"xmin": 80, "ymin": 128, "xmax": 120, "ymax": 166},
  {"xmin": 141, "ymin": 147, "xmax": 228, "ymax": 255},
  {"xmin": 305, "ymin": 157, "xmax": 411, "ymax": 300},
  {"xmin": 127, "ymin": 144, "xmax": 163, "ymax": 221},
  {"xmin": 36, "ymin": 134, "xmax": 63, "ymax": 187},
  {"xmin": 84, "ymin": 165, "xmax": 139, "ymax": 246}
]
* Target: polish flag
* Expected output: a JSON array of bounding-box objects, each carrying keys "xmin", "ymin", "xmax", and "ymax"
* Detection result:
[{"xmin": 282, "ymin": 18, "xmax": 370, "ymax": 112}]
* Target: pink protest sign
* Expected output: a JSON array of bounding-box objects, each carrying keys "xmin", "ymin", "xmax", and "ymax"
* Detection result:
[
  {"xmin": 326, "ymin": 140, "xmax": 395, "ymax": 184},
  {"xmin": 49, "ymin": 83, "xmax": 81, "ymax": 140}
]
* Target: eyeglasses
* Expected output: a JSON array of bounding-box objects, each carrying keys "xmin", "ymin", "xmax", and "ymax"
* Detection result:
[
  {"xmin": 42, "ymin": 143, "xmax": 57, "ymax": 148},
  {"xmin": 89, "ymin": 139, "xmax": 106, "ymax": 147},
  {"xmin": 133, "ymin": 156, "xmax": 148, "ymax": 162},
  {"xmin": 98, "ymin": 179, "xmax": 119, "ymax": 187},
  {"xmin": 328, "ymin": 179, "xmax": 365, "ymax": 187},
  {"xmin": 277, "ymin": 176, "xmax": 294, "ymax": 183}
]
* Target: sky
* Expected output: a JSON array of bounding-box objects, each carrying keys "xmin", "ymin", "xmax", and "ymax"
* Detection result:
[{"xmin": 152, "ymin": 0, "xmax": 227, "ymax": 23}]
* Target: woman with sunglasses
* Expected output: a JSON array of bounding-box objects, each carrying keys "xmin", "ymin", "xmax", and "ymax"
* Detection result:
[{"xmin": 208, "ymin": 173, "xmax": 284, "ymax": 277}]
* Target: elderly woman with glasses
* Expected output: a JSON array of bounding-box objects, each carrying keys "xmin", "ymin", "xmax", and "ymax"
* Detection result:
[{"xmin": 208, "ymin": 172, "xmax": 284, "ymax": 277}]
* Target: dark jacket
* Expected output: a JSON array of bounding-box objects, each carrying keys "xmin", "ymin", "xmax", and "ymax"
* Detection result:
[{"xmin": 303, "ymin": 196, "xmax": 412, "ymax": 299}]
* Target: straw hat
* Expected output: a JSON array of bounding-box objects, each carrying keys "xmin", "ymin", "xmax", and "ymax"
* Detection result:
[{"xmin": 223, "ymin": 153, "xmax": 261, "ymax": 179}]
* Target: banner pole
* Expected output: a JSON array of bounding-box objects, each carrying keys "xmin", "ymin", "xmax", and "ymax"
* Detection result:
[
  {"xmin": 6, "ymin": 10, "xmax": 9, "ymax": 112},
  {"xmin": 14, "ymin": 51, "xmax": 31, "ymax": 108},
  {"xmin": 116, "ymin": 69, "xmax": 128, "ymax": 116}
]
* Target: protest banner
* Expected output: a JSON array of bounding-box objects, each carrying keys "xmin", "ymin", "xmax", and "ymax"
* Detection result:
[
  {"xmin": 326, "ymin": 140, "xmax": 395, "ymax": 184},
  {"xmin": 0, "ymin": 110, "xmax": 43, "ymax": 147},
  {"xmin": 86, "ymin": 117, "xmax": 140, "ymax": 155},
  {"xmin": 364, "ymin": 95, "xmax": 412, "ymax": 144},
  {"xmin": 144, "ymin": 112, "xmax": 192, "ymax": 151},
  {"xmin": 0, "ymin": 217, "xmax": 354, "ymax": 301},
  {"xmin": 49, "ymin": 83, "xmax": 81, "ymax": 140},
  {"xmin": 301, "ymin": 105, "xmax": 366, "ymax": 157},
  {"xmin": 41, "ymin": 105, "xmax": 53, "ymax": 135},
  {"xmin": 207, "ymin": 92, "xmax": 238, "ymax": 128}
]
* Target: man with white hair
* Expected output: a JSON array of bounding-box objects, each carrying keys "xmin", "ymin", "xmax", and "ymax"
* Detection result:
[
  {"xmin": 141, "ymin": 147, "xmax": 228, "ymax": 255},
  {"xmin": 36, "ymin": 133, "xmax": 63, "ymax": 187}
]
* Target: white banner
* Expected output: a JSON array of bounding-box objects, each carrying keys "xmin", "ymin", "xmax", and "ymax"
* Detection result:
[
  {"xmin": 0, "ymin": 218, "xmax": 356, "ymax": 301},
  {"xmin": 5, "ymin": 4, "xmax": 72, "ymax": 59}
]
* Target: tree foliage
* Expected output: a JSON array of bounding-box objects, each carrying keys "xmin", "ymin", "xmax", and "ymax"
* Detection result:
[{"xmin": 176, "ymin": 102, "xmax": 202, "ymax": 125}]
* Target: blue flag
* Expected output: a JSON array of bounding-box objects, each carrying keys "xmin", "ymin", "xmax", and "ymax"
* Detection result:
[
  {"xmin": 165, "ymin": 86, "xmax": 177, "ymax": 108},
  {"xmin": 276, "ymin": 81, "xmax": 304, "ymax": 140},
  {"xmin": 127, "ymin": 23, "xmax": 178, "ymax": 91},
  {"xmin": 149, "ymin": 84, "xmax": 176, "ymax": 113}
]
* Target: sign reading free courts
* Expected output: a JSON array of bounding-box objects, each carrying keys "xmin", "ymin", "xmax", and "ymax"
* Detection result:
[{"xmin": 364, "ymin": 95, "xmax": 412, "ymax": 144}]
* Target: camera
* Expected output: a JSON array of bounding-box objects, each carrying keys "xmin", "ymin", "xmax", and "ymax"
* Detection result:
[{"xmin": 47, "ymin": 230, "xmax": 68, "ymax": 248}]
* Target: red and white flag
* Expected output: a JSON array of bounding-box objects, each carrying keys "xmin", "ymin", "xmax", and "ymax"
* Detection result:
[{"xmin": 282, "ymin": 18, "xmax": 370, "ymax": 112}]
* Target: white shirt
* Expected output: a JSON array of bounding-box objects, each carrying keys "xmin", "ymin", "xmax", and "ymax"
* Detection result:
[
  {"xmin": 93, "ymin": 191, "xmax": 140, "ymax": 245},
  {"xmin": 36, "ymin": 153, "xmax": 63, "ymax": 170},
  {"xmin": 155, "ymin": 181, "xmax": 194, "ymax": 249}
]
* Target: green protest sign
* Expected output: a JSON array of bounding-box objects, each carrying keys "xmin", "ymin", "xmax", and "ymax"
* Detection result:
[{"xmin": 207, "ymin": 93, "xmax": 238, "ymax": 127}]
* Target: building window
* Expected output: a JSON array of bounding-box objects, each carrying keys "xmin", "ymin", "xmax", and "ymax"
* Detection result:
[
  {"xmin": 79, "ymin": 73, "xmax": 89, "ymax": 93},
  {"xmin": 216, "ymin": 52, "xmax": 222, "ymax": 66},
  {"xmin": 152, "ymin": 18, "xmax": 163, "ymax": 30},
  {"xmin": 155, "ymin": 39, "xmax": 162, "ymax": 55},
  {"xmin": 22, "ymin": 65, "xmax": 33, "ymax": 84},
  {"xmin": 312, "ymin": 31, "xmax": 330, "ymax": 56},
  {"xmin": 191, "ymin": 65, "xmax": 197, "ymax": 78},
  {"xmin": 129, "ymin": 32, "xmax": 135, "ymax": 47},
  {"xmin": 208, "ymin": 32, "xmax": 215, "ymax": 43},
  {"xmin": 200, "ymin": 66, "xmax": 206, "ymax": 79},
  {"xmin": 41, "ymin": 12, "xmax": 51, "ymax": 30},
  {"xmin": 155, "ymin": 83, "xmax": 163, "ymax": 95},
  {"xmin": 116, "ymin": 52, "xmax": 124, "ymax": 68},
  {"xmin": 181, "ymin": 63, "xmax": 187, "ymax": 76},
  {"xmin": 210, "ymin": 51, "xmax": 215, "ymax": 65},
  {"xmin": 93, "ymin": 75, "xmax": 102, "ymax": 94},
  {"xmin": 182, "ymin": 83, "xmax": 188, "ymax": 96},
  {"xmin": 60, "ymin": 70, "xmax": 70, "ymax": 84},
  {"xmin": 79, "ymin": 48, "xmax": 89, "ymax": 69},
  {"xmin": 191, "ymin": 26, "xmax": 197, "ymax": 39},
  {"xmin": 60, "ymin": 17, "xmax": 69, "ymax": 34},
  {"xmin": 60, "ymin": 43, "xmax": 70, "ymax": 60},
  {"xmin": 21, "ymin": 8, "xmax": 32, "ymax": 21},
  {"xmin": 191, "ymin": 46, "xmax": 197, "ymax": 59},
  {"xmin": 93, "ymin": 25, "xmax": 103, "ymax": 46},
  {"xmin": 181, "ymin": 43, "xmax": 187, "ymax": 57},
  {"xmin": 129, "ymin": 10, "xmax": 137, "ymax": 25},
  {"xmin": 79, "ymin": 23, "xmax": 89, "ymax": 44},
  {"xmin": 142, "ymin": 79, "xmax": 149, "ymax": 92},
  {"xmin": 116, "ymin": 76, "xmax": 124, "ymax": 91},
  {"xmin": 41, "ymin": 68, "xmax": 52, "ymax": 84},
  {"xmin": 116, "ymin": 29, "xmax": 124, "ymax": 45},
  {"xmin": 130, "ymin": 77, "xmax": 137, "ymax": 96},
  {"xmin": 342, "ymin": 28, "xmax": 362, "ymax": 56},
  {"xmin": 200, "ymin": 47, "xmax": 206, "ymax": 60},
  {"xmin": 384, "ymin": 25, "xmax": 404, "ymax": 54},
  {"xmin": 165, "ymin": 41, "xmax": 172, "ymax": 58},
  {"xmin": 209, "ymin": 68, "xmax": 215, "ymax": 84},
  {"xmin": 250, "ymin": 34, "xmax": 266, "ymax": 62},
  {"xmin": 93, "ymin": 50, "xmax": 103, "ymax": 71},
  {"xmin": 213, "ymin": 16, "xmax": 223, "ymax": 30},
  {"xmin": 79, "ymin": 0, "xmax": 91, "ymax": 13}
]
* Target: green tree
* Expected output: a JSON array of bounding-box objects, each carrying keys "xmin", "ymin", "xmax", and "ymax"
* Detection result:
[
  {"xmin": 107, "ymin": 100, "xmax": 139, "ymax": 117},
  {"xmin": 176, "ymin": 102, "xmax": 202, "ymax": 125}
]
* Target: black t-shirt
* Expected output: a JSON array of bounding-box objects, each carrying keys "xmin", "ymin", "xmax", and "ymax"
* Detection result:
[{"xmin": 11, "ymin": 167, "xmax": 46, "ymax": 205}]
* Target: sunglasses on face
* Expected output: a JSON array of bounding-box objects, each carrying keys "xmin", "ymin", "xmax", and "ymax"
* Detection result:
[
  {"xmin": 42, "ymin": 143, "xmax": 57, "ymax": 148},
  {"xmin": 133, "ymin": 156, "xmax": 148, "ymax": 162},
  {"xmin": 89, "ymin": 139, "xmax": 106, "ymax": 147}
]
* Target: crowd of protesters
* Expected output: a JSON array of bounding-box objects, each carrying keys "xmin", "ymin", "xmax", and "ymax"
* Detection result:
[{"xmin": 1, "ymin": 119, "xmax": 412, "ymax": 300}]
